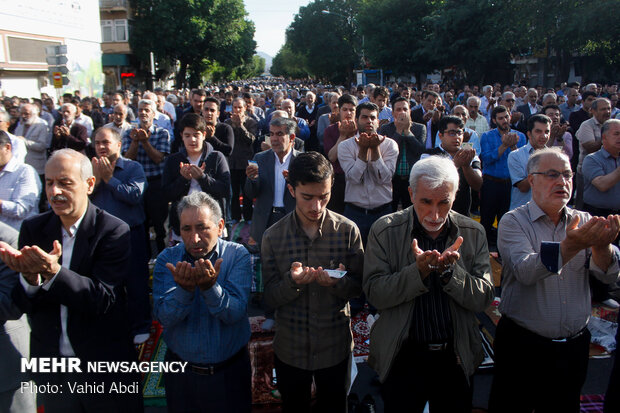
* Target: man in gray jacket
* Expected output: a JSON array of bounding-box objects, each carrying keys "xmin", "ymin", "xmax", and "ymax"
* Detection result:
[{"xmin": 364, "ymin": 155, "xmax": 494, "ymax": 413}]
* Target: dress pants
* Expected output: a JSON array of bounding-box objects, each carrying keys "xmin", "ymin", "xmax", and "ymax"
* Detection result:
[
  {"xmin": 489, "ymin": 317, "xmax": 590, "ymax": 413},
  {"xmin": 128, "ymin": 224, "xmax": 152, "ymax": 336},
  {"xmin": 144, "ymin": 175, "xmax": 168, "ymax": 254},
  {"xmin": 480, "ymin": 176, "xmax": 511, "ymax": 247},
  {"xmin": 231, "ymin": 169, "xmax": 253, "ymax": 221},
  {"xmin": 343, "ymin": 203, "xmax": 392, "ymax": 247},
  {"xmin": 164, "ymin": 348, "xmax": 251, "ymax": 413},
  {"xmin": 326, "ymin": 173, "xmax": 346, "ymax": 215},
  {"xmin": 274, "ymin": 354, "xmax": 348, "ymax": 413},
  {"xmin": 604, "ymin": 325, "xmax": 620, "ymax": 413},
  {"xmin": 392, "ymin": 175, "xmax": 412, "ymax": 212},
  {"xmin": 381, "ymin": 341, "xmax": 472, "ymax": 413}
]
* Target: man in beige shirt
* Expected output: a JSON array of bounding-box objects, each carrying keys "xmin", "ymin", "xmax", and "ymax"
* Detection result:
[
  {"xmin": 337, "ymin": 102, "xmax": 398, "ymax": 245},
  {"xmin": 489, "ymin": 147, "xmax": 620, "ymax": 413}
]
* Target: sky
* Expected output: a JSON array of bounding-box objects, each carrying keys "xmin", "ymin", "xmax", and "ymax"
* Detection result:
[{"xmin": 244, "ymin": 0, "xmax": 311, "ymax": 57}]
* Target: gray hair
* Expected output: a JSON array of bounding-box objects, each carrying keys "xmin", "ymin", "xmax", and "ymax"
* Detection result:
[
  {"xmin": 591, "ymin": 98, "xmax": 611, "ymax": 111},
  {"xmin": 409, "ymin": 156, "xmax": 459, "ymax": 197},
  {"xmin": 542, "ymin": 92, "xmax": 557, "ymax": 103},
  {"xmin": 61, "ymin": 103, "xmax": 77, "ymax": 114},
  {"xmin": 526, "ymin": 147, "xmax": 569, "ymax": 175},
  {"xmin": 138, "ymin": 99, "xmax": 157, "ymax": 113},
  {"xmin": 0, "ymin": 109, "xmax": 10, "ymax": 123},
  {"xmin": 467, "ymin": 96, "xmax": 481, "ymax": 106},
  {"xmin": 21, "ymin": 103, "xmax": 39, "ymax": 115},
  {"xmin": 166, "ymin": 94, "xmax": 178, "ymax": 105},
  {"xmin": 270, "ymin": 116, "xmax": 297, "ymax": 135},
  {"xmin": 47, "ymin": 148, "xmax": 93, "ymax": 180},
  {"xmin": 501, "ymin": 91, "xmax": 515, "ymax": 101},
  {"xmin": 585, "ymin": 83, "xmax": 598, "ymax": 92},
  {"xmin": 602, "ymin": 119, "xmax": 620, "ymax": 136},
  {"xmin": 177, "ymin": 192, "xmax": 222, "ymax": 224},
  {"xmin": 482, "ymin": 85, "xmax": 493, "ymax": 94},
  {"xmin": 270, "ymin": 110, "xmax": 289, "ymax": 120}
]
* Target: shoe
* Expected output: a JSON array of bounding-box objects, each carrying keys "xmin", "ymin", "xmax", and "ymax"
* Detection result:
[
  {"xmin": 347, "ymin": 393, "xmax": 360, "ymax": 413},
  {"xmin": 602, "ymin": 298, "xmax": 620, "ymax": 309},
  {"xmin": 360, "ymin": 394, "xmax": 376, "ymax": 413}
]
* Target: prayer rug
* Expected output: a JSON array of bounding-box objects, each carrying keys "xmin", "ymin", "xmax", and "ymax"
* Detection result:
[
  {"xmin": 351, "ymin": 308, "xmax": 371, "ymax": 362},
  {"xmin": 580, "ymin": 394, "xmax": 605, "ymax": 412},
  {"xmin": 140, "ymin": 321, "xmax": 167, "ymax": 406}
]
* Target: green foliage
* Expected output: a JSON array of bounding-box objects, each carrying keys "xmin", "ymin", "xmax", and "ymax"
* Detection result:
[
  {"xmin": 278, "ymin": 0, "xmax": 619, "ymax": 84},
  {"xmin": 129, "ymin": 0, "xmax": 256, "ymax": 87},
  {"xmin": 284, "ymin": 0, "xmax": 362, "ymax": 83},
  {"xmin": 270, "ymin": 44, "xmax": 310, "ymax": 79}
]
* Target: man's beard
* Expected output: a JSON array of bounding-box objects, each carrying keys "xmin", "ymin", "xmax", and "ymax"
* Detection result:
[{"xmin": 23, "ymin": 116, "xmax": 35, "ymax": 125}]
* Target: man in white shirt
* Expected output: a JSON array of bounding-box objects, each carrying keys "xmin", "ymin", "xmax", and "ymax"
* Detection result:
[
  {"xmin": 465, "ymin": 96, "xmax": 490, "ymax": 135},
  {"xmin": 0, "ymin": 131, "xmax": 40, "ymax": 230},
  {"xmin": 338, "ymin": 102, "xmax": 398, "ymax": 245},
  {"xmin": 71, "ymin": 98, "xmax": 94, "ymax": 138},
  {"xmin": 103, "ymin": 103, "xmax": 133, "ymax": 137}
]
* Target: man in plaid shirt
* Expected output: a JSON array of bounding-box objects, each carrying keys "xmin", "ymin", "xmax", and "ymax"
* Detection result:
[
  {"xmin": 262, "ymin": 152, "xmax": 364, "ymax": 412},
  {"xmin": 122, "ymin": 98, "xmax": 170, "ymax": 253}
]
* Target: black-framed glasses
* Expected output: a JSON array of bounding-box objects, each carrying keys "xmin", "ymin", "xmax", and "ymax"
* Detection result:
[{"xmin": 531, "ymin": 170, "xmax": 573, "ymax": 180}]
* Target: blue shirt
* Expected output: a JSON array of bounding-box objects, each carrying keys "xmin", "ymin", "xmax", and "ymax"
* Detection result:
[
  {"xmin": 90, "ymin": 157, "xmax": 147, "ymax": 227},
  {"xmin": 582, "ymin": 148, "xmax": 620, "ymax": 210},
  {"xmin": 121, "ymin": 124, "xmax": 170, "ymax": 177},
  {"xmin": 507, "ymin": 143, "xmax": 535, "ymax": 210},
  {"xmin": 480, "ymin": 128, "xmax": 526, "ymax": 178},
  {"xmin": 153, "ymin": 239, "xmax": 252, "ymax": 364}
]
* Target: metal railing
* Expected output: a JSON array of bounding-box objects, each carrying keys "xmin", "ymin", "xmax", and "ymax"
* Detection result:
[{"xmin": 99, "ymin": 0, "xmax": 128, "ymax": 9}]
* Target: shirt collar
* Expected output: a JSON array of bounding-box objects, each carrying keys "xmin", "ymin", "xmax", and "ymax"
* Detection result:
[
  {"xmin": 527, "ymin": 200, "xmax": 573, "ymax": 223},
  {"xmin": 182, "ymin": 238, "xmax": 220, "ymax": 264},
  {"xmin": 115, "ymin": 156, "xmax": 126, "ymax": 170},
  {"xmin": 273, "ymin": 148, "xmax": 293, "ymax": 166},
  {"xmin": 1, "ymin": 154, "xmax": 19, "ymax": 173},
  {"xmin": 63, "ymin": 208, "xmax": 88, "ymax": 238},
  {"xmin": 292, "ymin": 209, "xmax": 327, "ymax": 239}
]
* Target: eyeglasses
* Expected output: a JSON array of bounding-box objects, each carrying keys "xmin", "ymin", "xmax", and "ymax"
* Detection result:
[
  {"xmin": 531, "ymin": 170, "xmax": 573, "ymax": 180},
  {"xmin": 443, "ymin": 129, "xmax": 464, "ymax": 137}
]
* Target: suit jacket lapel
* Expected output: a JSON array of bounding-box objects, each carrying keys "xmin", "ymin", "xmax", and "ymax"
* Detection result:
[{"xmin": 70, "ymin": 203, "xmax": 97, "ymax": 272}]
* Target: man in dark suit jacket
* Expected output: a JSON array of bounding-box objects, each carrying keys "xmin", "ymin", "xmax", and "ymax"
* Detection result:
[
  {"xmin": 245, "ymin": 117, "xmax": 300, "ymax": 246},
  {"xmin": 0, "ymin": 221, "xmax": 36, "ymax": 413},
  {"xmin": 411, "ymin": 90, "xmax": 443, "ymax": 149},
  {"xmin": 51, "ymin": 103, "xmax": 89, "ymax": 154},
  {"xmin": 516, "ymin": 88, "xmax": 542, "ymax": 132},
  {"xmin": 378, "ymin": 97, "xmax": 426, "ymax": 211},
  {"xmin": 1, "ymin": 149, "xmax": 142, "ymax": 413}
]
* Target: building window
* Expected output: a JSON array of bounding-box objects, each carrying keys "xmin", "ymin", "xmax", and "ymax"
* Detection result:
[
  {"xmin": 101, "ymin": 19, "xmax": 128, "ymax": 42},
  {"xmin": 115, "ymin": 19, "xmax": 128, "ymax": 42}
]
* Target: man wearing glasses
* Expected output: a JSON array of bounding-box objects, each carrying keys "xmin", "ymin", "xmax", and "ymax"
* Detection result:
[
  {"xmin": 422, "ymin": 115, "xmax": 482, "ymax": 216},
  {"xmin": 489, "ymin": 147, "xmax": 620, "ymax": 412}
]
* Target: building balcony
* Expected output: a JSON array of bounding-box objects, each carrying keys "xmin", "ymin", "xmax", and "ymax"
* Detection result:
[{"xmin": 99, "ymin": 0, "xmax": 128, "ymax": 11}]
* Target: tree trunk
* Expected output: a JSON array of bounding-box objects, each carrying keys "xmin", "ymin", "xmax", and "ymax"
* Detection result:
[{"xmin": 176, "ymin": 60, "xmax": 188, "ymax": 89}]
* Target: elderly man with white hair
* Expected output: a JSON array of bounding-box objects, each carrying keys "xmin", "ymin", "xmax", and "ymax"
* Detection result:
[
  {"xmin": 465, "ymin": 96, "xmax": 490, "ymax": 134},
  {"xmin": 363, "ymin": 155, "xmax": 494, "ymax": 413},
  {"xmin": 50, "ymin": 103, "xmax": 89, "ymax": 154}
]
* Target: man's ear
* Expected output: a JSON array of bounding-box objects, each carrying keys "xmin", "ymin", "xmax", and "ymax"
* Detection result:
[{"xmin": 287, "ymin": 183, "xmax": 295, "ymax": 198}]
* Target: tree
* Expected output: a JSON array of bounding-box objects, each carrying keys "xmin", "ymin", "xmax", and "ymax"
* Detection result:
[
  {"xmin": 130, "ymin": 0, "xmax": 256, "ymax": 87},
  {"xmin": 357, "ymin": 0, "xmax": 439, "ymax": 79},
  {"xmin": 284, "ymin": 0, "xmax": 362, "ymax": 83},
  {"xmin": 270, "ymin": 43, "xmax": 311, "ymax": 79}
]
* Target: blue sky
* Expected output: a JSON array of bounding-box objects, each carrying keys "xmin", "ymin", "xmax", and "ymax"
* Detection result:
[{"xmin": 244, "ymin": 0, "xmax": 311, "ymax": 57}]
